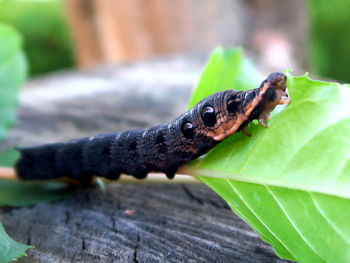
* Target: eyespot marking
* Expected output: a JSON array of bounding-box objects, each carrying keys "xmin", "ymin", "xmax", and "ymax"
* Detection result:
[
  {"xmin": 201, "ymin": 106, "xmax": 216, "ymax": 127},
  {"xmin": 227, "ymin": 98, "xmax": 240, "ymax": 113},
  {"xmin": 245, "ymin": 91, "xmax": 255, "ymax": 104},
  {"xmin": 181, "ymin": 121, "xmax": 194, "ymax": 139}
]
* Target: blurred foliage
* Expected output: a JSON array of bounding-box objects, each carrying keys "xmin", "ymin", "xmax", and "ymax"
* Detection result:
[
  {"xmin": 308, "ymin": 0, "xmax": 350, "ymax": 83},
  {"xmin": 0, "ymin": 23, "xmax": 32, "ymax": 263},
  {"xmin": 0, "ymin": 24, "xmax": 26, "ymax": 141},
  {"xmin": 0, "ymin": 0, "xmax": 75, "ymax": 76}
]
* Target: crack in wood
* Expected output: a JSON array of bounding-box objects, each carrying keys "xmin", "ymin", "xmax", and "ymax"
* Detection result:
[
  {"xmin": 182, "ymin": 184, "xmax": 230, "ymax": 210},
  {"xmin": 26, "ymin": 227, "xmax": 31, "ymax": 246},
  {"xmin": 65, "ymin": 209, "xmax": 70, "ymax": 225},
  {"xmin": 133, "ymin": 234, "xmax": 140, "ymax": 263},
  {"xmin": 182, "ymin": 184, "xmax": 203, "ymax": 205}
]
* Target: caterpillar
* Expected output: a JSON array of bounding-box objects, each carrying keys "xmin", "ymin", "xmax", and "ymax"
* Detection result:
[{"xmin": 15, "ymin": 72, "xmax": 289, "ymax": 182}]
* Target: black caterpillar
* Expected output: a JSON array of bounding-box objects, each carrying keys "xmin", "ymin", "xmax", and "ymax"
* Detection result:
[{"xmin": 15, "ymin": 72, "xmax": 289, "ymax": 182}]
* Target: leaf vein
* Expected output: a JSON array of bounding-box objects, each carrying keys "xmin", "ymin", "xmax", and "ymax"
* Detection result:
[
  {"xmin": 265, "ymin": 186, "xmax": 325, "ymax": 262},
  {"xmin": 281, "ymin": 119, "xmax": 350, "ymax": 176},
  {"xmin": 225, "ymin": 180, "xmax": 298, "ymax": 261},
  {"xmin": 309, "ymin": 192, "xmax": 350, "ymax": 245}
]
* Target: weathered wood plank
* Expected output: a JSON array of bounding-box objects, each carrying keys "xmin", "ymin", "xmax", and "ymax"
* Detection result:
[{"xmin": 0, "ymin": 183, "xmax": 289, "ymax": 263}]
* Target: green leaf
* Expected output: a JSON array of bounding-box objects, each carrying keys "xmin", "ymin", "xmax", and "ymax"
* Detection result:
[
  {"xmin": 0, "ymin": 23, "xmax": 32, "ymax": 262},
  {"xmin": 186, "ymin": 48, "xmax": 350, "ymax": 262},
  {"xmin": 188, "ymin": 47, "xmax": 262, "ymax": 108},
  {"xmin": 0, "ymin": 149, "xmax": 77, "ymax": 207},
  {"xmin": 0, "ymin": 23, "xmax": 75, "ymax": 209},
  {"xmin": 0, "ymin": 24, "xmax": 27, "ymax": 141},
  {"xmin": 0, "ymin": 222, "xmax": 32, "ymax": 263},
  {"xmin": 0, "ymin": 148, "xmax": 20, "ymax": 167},
  {"xmin": 0, "ymin": 179, "xmax": 75, "ymax": 207},
  {"xmin": 0, "ymin": 24, "xmax": 21, "ymax": 65},
  {"xmin": 0, "ymin": 150, "xmax": 76, "ymax": 208},
  {"xmin": 0, "ymin": 52, "xmax": 26, "ymax": 134}
]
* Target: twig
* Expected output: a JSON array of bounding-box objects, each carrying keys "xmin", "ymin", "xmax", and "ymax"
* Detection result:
[
  {"xmin": 0, "ymin": 167, "xmax": 18, "ymax": 180},
  {"xmin": 0, "ymin": 166, "xmax": 198, "ymax": 182}
]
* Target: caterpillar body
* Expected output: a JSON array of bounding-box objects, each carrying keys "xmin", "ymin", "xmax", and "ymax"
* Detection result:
[{"xmin": 15, "ymin": 72, "xmax": 289, "ymax": 182}]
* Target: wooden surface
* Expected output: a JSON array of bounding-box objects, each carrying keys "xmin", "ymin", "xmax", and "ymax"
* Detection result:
[
  {"xmin": 0, "ymin": 57, "xmax": 291, "ymax": 262},
  {"xmin": 1, "ymin": 184, "xmax": 288, "ymax": 263}
]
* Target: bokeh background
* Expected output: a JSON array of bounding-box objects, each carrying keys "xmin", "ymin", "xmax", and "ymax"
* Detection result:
[
  {"xmin": 0, "ymin": 0, "xmax": 348, "ymax": 82},
  {"xmin": 1, "ymin": 2, "xmax": 349, "ymax": 262}
]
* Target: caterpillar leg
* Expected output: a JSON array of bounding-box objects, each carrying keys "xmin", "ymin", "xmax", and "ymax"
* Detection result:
[
  {"xmin": 242, "ymin": 126, "xmax": 251, "ymax": 137},
  {"xmin": 258, "ymin": 117, "xmax": 268, "ymax": 128},
  {"xmin": 132, "ymin": 171, "xmax": 148, "ymax": 180},
  {"xmin": 258, "ymin": 112, "xmax": 271, "ymax": 128},
  {"xmin": 165, "ymin": 170, "xmax": 176, "ymax": 180}
]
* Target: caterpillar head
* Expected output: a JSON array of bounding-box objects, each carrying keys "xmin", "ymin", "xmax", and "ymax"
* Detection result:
[
  {"xmin": 255, "ymin": 72, "xmax": 289, "ymax": 128},
  {"xmin": 265, "ymin": 72, "xmax": 289, "ymax": 105},
  {"xmin": 191, "ymin": 72, "xmax": 289, "ymax": 141}
]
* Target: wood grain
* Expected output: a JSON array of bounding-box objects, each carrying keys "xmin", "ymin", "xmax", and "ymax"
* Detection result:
[{"xmin": 0, "ymin": 183, "xmax": 290, "ymax": 263}]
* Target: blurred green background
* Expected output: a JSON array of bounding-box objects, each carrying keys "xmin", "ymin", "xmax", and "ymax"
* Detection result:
[
  {"xmin": 0, "ymin": 0, "xmax": 74, "ymax": 76},
  {"xmin": 308, "ymin": 0, "xmax": 350, "ymax": 83},
  {"xmin": 0, "ymin": 0, "xmax": 349, "ymax": 83}
]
